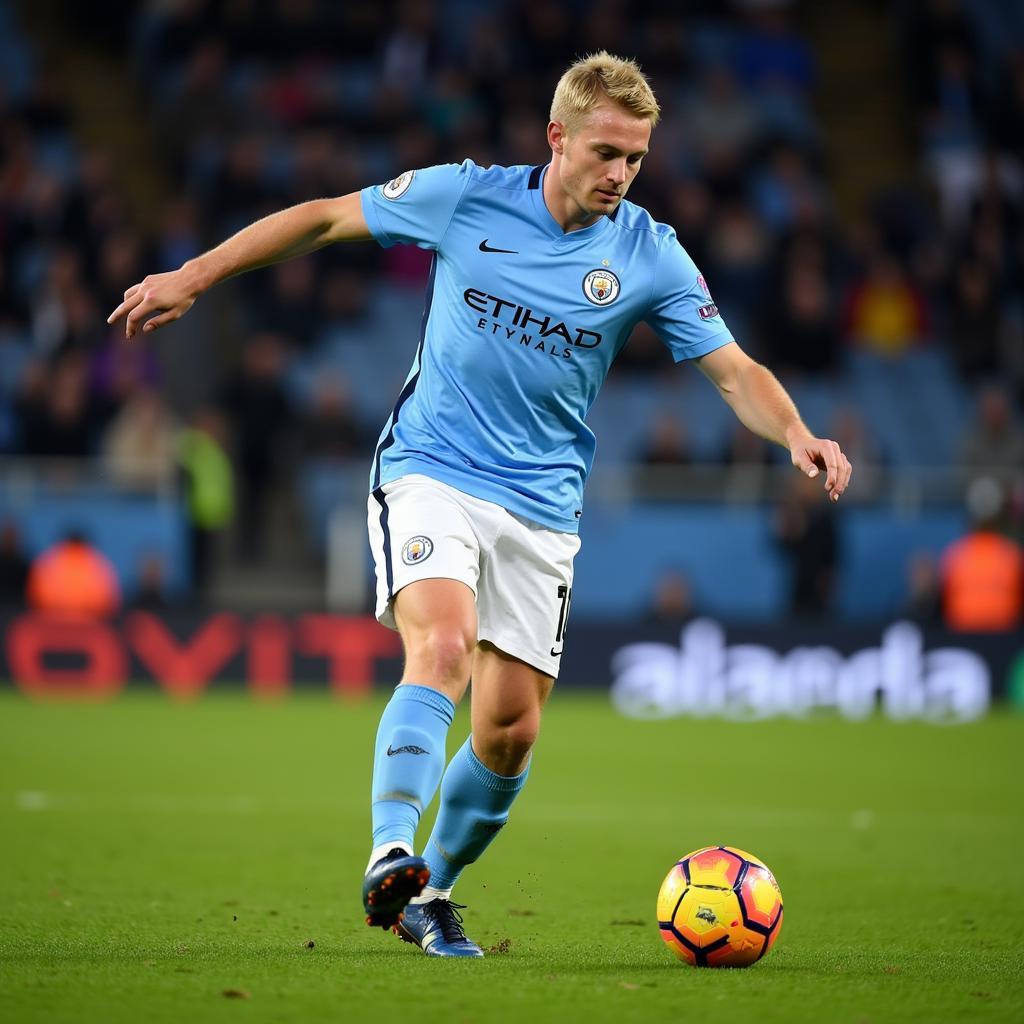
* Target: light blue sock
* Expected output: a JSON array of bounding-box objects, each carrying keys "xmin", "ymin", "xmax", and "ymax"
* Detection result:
[
  {"xmin": 370, "ymin": 684, "xmax": 455, "ymax": 852},
  {"xmin": 422, "ymin": 737, "xmax": 529, "ymax": 891}
]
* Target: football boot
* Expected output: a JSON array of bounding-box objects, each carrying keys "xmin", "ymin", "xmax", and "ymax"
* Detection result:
[
  {"xmin": 395, "ymin": 898, "xmax": 484, "ymax": 957},
  {"xmin": 362, "ymin": 848, "xmax": 430, "ymax": 929}
]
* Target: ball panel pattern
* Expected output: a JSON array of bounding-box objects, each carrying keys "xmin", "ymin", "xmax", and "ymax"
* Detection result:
[
  {"xmin": 686, "ymin": 847, "xmax": 746, "ymax": 888},
  {"xmin": 736, "ymin": 863, "xmax": 783, "ymax": 932},
  {"xmin": 656, "ymin": 863, "xmax": 687, "ymax": 922},
  {"xmin": 658, "ymin": 926, "xmax": 696, "ymax": 965},
  {"xmin": 657, "ymin": 845, "xmax": 784, "ymax": 968}
]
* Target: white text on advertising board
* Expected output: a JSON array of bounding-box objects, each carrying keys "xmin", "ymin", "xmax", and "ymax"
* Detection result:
[{"xmin": 611, "ymin": 619, "xmax": 990, "ymax": 723}]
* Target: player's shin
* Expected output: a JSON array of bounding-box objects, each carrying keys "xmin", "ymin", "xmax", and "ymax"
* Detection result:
[
  {"xmin": 368, "ymin": 684, "xmax": 455, "ymax": 869},
  {"xmin": 416, "ymin": 736, "xmax": 529, "ymax": 897}
]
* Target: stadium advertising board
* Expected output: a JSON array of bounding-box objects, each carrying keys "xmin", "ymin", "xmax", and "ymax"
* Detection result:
[
  {"xmin": 0, "ymin": 612, "xmax": 1018, "ymax": 721},
  {"xmin": 607, "ymin": 619, "xmax": 1006, "ymax": 724},
  {"xmin": 0, "ymin": 611, "xmax": 403, "ymax": 699}
]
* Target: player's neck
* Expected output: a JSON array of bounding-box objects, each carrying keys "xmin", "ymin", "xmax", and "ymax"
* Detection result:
[{"xmin": 541, "ymin": 165, "xmax": 603, "ymax": 234}]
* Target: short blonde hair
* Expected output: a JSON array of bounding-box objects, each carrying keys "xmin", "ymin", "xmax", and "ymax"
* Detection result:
[{"xmin": 550, "ymin": 51, "xmax": 660, "ymax": 132}]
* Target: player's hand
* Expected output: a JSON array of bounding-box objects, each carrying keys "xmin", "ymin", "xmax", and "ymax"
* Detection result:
[
  {"xmin": 107, "ymin": 268, "xmax": 200, "ymax": 339},
  {"xmin": 787, "ymin": 431, "xmax": 852, "ymax": 503}
]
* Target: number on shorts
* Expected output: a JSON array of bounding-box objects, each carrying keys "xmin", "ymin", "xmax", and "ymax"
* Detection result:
[{"xmin": 551, "ymin": 583, "xmax": 573, "ymax": 656}]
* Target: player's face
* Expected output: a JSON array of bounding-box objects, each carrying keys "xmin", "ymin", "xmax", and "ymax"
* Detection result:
[{"xmin": 549, "ymin": 101, "xmax": 651, "ymax": 223}]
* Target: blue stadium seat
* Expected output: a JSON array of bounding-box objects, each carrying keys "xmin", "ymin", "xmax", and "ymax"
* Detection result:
[
  {"xmin": 298, "ymin": 459, "xmax": 365, "ymax": 551},
  {"xmin": 569, "ymin": 501, "xmax": 967, "ymax": 623},
  {"xmin": 845, "ymin": 351, "xmax": 923, "ymax": 466},
  {"xmin": 572, "ymin": 503, "xmax": 787, "ymax": 619},
  {"xmin": 837, "ymin": 506, "xmax": 964, "ymax": 618}
]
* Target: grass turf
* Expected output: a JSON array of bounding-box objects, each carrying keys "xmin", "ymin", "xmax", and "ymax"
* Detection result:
[{"xmin": 1, "ymin": 691, "xmax": 1022, "ymax": 1023}]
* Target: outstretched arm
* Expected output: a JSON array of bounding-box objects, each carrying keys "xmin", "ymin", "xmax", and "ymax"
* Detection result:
[
  {"xmin": 107, "ymin": 192, "xmax": 371, "ymax": 338},
  {"xmin": 695, "ymin": 341, "xmax": 853, "ymax": 502}
]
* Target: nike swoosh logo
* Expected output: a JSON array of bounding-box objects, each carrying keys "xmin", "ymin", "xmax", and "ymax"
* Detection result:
[
  {"xmin": 386, "ymin": 744, "xmax": 429, "ymax": 757},
  {"xmin": 479, "ymin": 239, "xmax": 519, "ymax": 254},
  {"xmin": 550, "ymin": 647, "xmax": 563, "ymax": 658}
]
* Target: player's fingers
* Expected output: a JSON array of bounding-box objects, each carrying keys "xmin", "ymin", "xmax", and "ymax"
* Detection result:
[
  {"xmin": 107, "ymin": 287, "xmax": 144, "ymax": 325},
  {"xmin": 141, "ymin": 309, "xmax": 179, "ymax": 333},
  {"xmin": 124, "ymin": 297, "xmax": 161, "ymax": 339},
  {"xmin": 841, "ymin": 454, "xmax": 853, "ymax": 494},
  {"xmin": 840, "ymin": 453, "xmax": 851, "ymax": 489},
  {"xmin": 816, "ymin": 441, "xmax": 838, "ymax": 492},
  {"xmin": 792, "ymin": 448, "xmax": 819, "ymax": 478},
  {"xmin": 830, "ymin": 451, "xmax": 852, "ymax": 502}
]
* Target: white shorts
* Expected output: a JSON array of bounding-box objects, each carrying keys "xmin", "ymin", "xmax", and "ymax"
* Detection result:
[{"xmin": 367, "ymin": 474, "xmax": 581, "ymax": 678}]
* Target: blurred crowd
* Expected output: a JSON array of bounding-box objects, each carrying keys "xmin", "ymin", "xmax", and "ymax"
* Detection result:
[{"xmin": 0, "ymin": 0, "xmax": 1022, "ymax": 623}]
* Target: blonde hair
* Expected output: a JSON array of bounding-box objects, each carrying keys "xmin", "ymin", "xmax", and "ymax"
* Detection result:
[{"xmin": 550, "ymin": 51, "xmax": 660, "ymax": 132}]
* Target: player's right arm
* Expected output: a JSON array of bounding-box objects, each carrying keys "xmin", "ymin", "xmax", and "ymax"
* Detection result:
[{"xmin": 107, "ymin": 192, "xmax": 370, "ymax": 338}]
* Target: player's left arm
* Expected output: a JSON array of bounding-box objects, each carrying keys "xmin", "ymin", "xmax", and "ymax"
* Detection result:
[{"xmin": 695, "ymin": 342, "xmax": 853, "ymax": 502}]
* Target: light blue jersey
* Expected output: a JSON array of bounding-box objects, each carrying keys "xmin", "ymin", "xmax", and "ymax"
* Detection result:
[{"xmin": 360, "ymin": 161, "xmax": 733, "ymax": 533}]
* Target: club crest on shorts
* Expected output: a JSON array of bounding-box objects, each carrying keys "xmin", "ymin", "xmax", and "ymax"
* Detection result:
[
  {"xmin": 382, "ymin": 170, "xmax": 415, "ymax": 201},
  {"xmin": 582, "ymin": 268, "xmax": 620, "ymax": 306},
  {"xmin": 401, "ymin": 535, "xmax": 433, "ymax": 565}
]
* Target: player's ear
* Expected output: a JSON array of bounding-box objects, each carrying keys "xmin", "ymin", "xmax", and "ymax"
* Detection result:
[{"xmin": 548, "ymin": 120, "xmax": 566, "ymax": 155}]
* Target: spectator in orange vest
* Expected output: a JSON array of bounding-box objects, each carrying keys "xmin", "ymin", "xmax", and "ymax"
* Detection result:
[
  {"xmin": 941, "ymin": 477, "xmax": 1024, "ymax": 632},
  {"xmin": 26, "ymin": 530, "xmax": 122, "ymax": 619}
]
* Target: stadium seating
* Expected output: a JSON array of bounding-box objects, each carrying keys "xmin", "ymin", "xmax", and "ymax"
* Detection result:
[{"xmin": 1, "ymin": 0, "xmax": 1020, "ymax": 621}]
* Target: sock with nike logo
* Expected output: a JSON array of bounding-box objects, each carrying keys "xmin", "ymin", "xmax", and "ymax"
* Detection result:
[
  {"xmin": 370, "ymin": 684, "xmax": 455, "ymax": 855},
  {"xmin": 420, "ymin": 737, "xmax": 529, "ymax": 892}
]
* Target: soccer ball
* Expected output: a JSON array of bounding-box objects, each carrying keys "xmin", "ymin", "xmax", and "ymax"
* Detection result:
[{"xmin": 657, "ymin": 846, "xmax": 783, "ymax": 967}]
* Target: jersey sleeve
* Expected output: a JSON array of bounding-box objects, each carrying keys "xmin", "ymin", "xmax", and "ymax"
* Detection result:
[
  {"xmin": 360, "ymin": 161, "xmax": 473, "ymax": 251},
  {"xmin": 644, "ymin": 231, "xmax": 734, "ymax": 362}
]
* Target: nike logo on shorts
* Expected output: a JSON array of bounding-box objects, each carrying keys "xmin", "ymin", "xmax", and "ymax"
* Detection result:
[
  {"xmin": 479, "ymin": 239, "xmax": 519, "ymax": 254},
  {"xmin": 386, "ymin": 744, "xmax": 429, "ymax": 756}
]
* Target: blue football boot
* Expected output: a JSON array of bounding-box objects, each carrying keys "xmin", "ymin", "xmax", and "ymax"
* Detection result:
[
  {"xmin": 395, "ymin": 899, "xmax": 484, "ymax": 957},
  {"xmin": 362, "ymin": 848, "xmax": 430, "ymax": 929}
]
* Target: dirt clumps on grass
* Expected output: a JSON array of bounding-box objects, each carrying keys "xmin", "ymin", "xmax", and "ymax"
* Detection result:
[{"xmin": 486, "ymin": 938, "xmax": 512, "ymax": 955}]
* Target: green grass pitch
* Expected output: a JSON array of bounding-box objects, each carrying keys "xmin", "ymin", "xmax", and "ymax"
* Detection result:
[{"xmin": 1, "ymin": 690, "xmax": 1022, "ymax": 1023}]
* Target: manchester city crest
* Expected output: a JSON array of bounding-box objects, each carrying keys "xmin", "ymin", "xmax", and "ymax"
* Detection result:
[
  {"xmin": 401, "ymin": 535, "xmax": 433, "ymax": 565},
  {"xmin": 582, "ymin": 268, "xmax": 621, "ymax": 306},
  {"xmin": 382, "ymin": 170, "xmax": 415, "ymax": 201}
]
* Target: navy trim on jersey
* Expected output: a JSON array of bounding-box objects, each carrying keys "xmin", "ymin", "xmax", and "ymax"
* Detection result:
[
  {"xmin": 371, "ymin": 487, "xmax": 393, "ymax": 598},
  {"xmin": 371, "ymin": 255, "xmax": 437, "ymax": 490},
  {"xmin": 362, "ymin": 159, "xmax": 734, "ymax": 533}
]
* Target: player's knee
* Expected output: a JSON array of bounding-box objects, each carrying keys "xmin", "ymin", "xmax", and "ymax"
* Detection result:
[
  {"xmin": 502, "ymin": 716, "xmax": 540, "ymax": 755},
  {"xmin": 477, "ymin": 714, "xmax": 539, "ymax": 774},
  {"xmin": 416, "ymin": 626, "xmax": 475, "ymax": 684}
]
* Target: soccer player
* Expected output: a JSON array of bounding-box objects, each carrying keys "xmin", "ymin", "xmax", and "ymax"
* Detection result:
[{"xmin": 108, "ymin": 52, "xmax": 852, "ymax": 958}]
